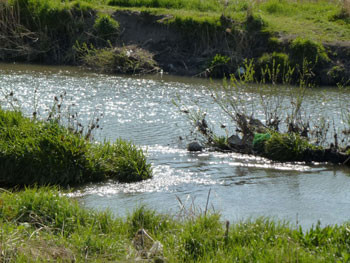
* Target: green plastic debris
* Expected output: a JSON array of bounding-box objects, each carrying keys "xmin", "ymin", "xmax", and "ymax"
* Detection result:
[{"xmin": 253, "ymin": 133, "xmax": 271, "ymax": 153}]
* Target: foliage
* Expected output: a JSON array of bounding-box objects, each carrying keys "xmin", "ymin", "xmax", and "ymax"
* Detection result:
[
  {"xmin": 1, "ymin": 188, "xmax": 350, "ymax": 262},
  {"xmin": 208, "ymin": 54, "xmax": 231, "ymax": 78},
  {"xmin": 0, "ymin": 108, "xmax": 152, "ymax": 187},
  {"xmin": 256, "ymin": 52, "xmax": 293, "ymax": 84},
  {"xmin": 289, "ymin": 38, "xmax": 329, "ymax": 68},
  {"xmin": 6, "ymin": 0, "xmax": 96, "ymax": 63},
  {"xmin": 327, "ymin": 65, "xmax": 347, "ymax": 85},
  {"xmin": 75, "ymin": 43, "xmax": 159, "ymax": 74},
  {"xmin": 264, "ymin": 132, "xmax": 313, "ymax": 162},
  {"xmin": 245, "ymin": 13, "xmax": 266, "ymax": 32},
  {"xmin": 93, "ymin": 13, "xmax": 119, "ymax": 42},
  {"xmin": 108, "ymin": 0, "xmax": 225, "ymax": 12}
]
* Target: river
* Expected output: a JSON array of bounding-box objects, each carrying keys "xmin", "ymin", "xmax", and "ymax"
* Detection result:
[{"xmin": 1, "ymin": 63, "xmax": 350, "ymax": 229}]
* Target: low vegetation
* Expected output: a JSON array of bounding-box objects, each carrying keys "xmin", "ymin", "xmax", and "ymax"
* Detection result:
[
  {"xmin": 1, "ymin": 0, "xmax": 350, "ymax": 84},
  {"xmin": 0, "ymin": 187, "xmax": 350, "ymax": 262},
  {"xmin": 76, "ymin": 43, "xmax": 159, "ymax": 74},
  {"xmin": 0, "ymin": 108, "xmax": 152, "ymax": 187}
]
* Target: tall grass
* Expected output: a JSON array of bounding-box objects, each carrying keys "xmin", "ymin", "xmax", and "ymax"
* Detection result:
[
  {"xmin": 1, "ymin": 187, "xmax": 350, "ymax": 262},
  {"xmin": 0, "ymin": 108, "xmax": 152, "ymax": 187}
]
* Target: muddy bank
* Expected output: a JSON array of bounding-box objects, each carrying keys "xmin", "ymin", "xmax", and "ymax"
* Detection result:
[{"xmin": 113, "ymin": 10, "xmax": 350, "ymax": 85}]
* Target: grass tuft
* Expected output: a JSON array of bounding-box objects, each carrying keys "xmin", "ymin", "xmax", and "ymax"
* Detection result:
[{"xmin": 0, "ymin": 108, "xmax": 152, "ymax": 187}]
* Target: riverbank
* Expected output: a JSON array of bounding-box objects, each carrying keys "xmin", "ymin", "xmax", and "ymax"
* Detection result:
[
  {"xmin": 1, "ymin": 187, "xmax": 350, "ymax": 262},
  {"xmin": 1, "ymin": 0, "xmax": 350, "ymax": 85}
]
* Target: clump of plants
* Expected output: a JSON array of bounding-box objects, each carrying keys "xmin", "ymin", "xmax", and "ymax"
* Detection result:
[
  {"xmin": 263, "ymin": 132, "xmax": 314, "ymax": 162},
  {"xmin": 256, "ymin": 52, "xmax": 292, "ymax": 83},
  {"xmin": 0, "ymin": 108, "xmax": 152, "ymax": 187},
  {"xmin": 93, "ymin": 13, "xmax": 120, "ymax": 43},
  {"xmin": 289, "ymin": 38, "xmax": 329, "ymax": 69},
  {"xmin": 76, "ymin": 43, "xmax": 159, "ymax": 74},
  {"xmin": 208, "ymin": 54, "xmax": 231, "ymax": 78},
  {"xmin": 327, "ymin": 65, "xmax": 347, "ymax": 85},
  {"xmin": 7, "ymin": 0, "xmax": 96, "ymax": 63}
]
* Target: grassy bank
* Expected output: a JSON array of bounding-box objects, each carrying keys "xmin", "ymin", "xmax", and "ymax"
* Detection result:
[
  {"xmin": 1, "ymin": 0, "xmax": 350, "ymax": 84},
  {"xmin": 1, "ymin": 0, "xmax": 350, "ymax": 83},
  {"xmin": 0, "ymin": 187, "xmax": 350, "ymax": 262},
  {"xmin": 0, "ymin": 108, "xmax": 152, "ymax": 187}
]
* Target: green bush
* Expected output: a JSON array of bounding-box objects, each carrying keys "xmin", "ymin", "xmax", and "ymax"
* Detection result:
[
  {"xmin": 208, "ymin": 54, "xmax": 231, "ymax": 78},
  {"xmin": 245, "ymin": 13, "xmax": 266, "ymax": 32},
  {"xmin": 93, "ymin": 14, "xmax": 119, "ymax": 42},
  {"xmin": 258, "ymin": 52, "xmax": 289, "ymax": 70},
  {"xmin": 264, "ymin": 132, "xmax": 312, "ymax": 162},
  {"xmin": 76, "ymin": 44, "xmax": 159, "ymax": 74},
  {"xmin": 0, "ymin": 108, "xmax": 152, "ymax": 187},
  {"xmin": 267, "ymin": 37, "xmax": 283, "ymax": 52},
  {"xmin": 289, "ymin": 38, "xmax": 330, "ymax": 68},
  {"xmin": 256, "ymin": 52, "xmax": 292, "ymax": 83},
  {"xmin": 327, "ymin": 65, "xmax": 346, "ymax": 85}
]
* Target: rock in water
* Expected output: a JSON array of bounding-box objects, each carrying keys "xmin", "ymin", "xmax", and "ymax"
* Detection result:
[
  {"xmin": 187, "ymin": 142, "xmax": 203, "ymax": 152},
  {"xmin": 227, "ymin": 134, "xmax": 243, "ymax": 148}
]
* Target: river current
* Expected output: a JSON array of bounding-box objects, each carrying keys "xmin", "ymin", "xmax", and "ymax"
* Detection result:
[{"xmin": 1, "ymin": 63, "xmax": 350, "ymax": 229}]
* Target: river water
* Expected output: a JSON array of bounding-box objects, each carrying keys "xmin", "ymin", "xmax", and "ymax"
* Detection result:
[{"xmin": 1, "ymin": 63, "xmax": 350, "ymax": 229}]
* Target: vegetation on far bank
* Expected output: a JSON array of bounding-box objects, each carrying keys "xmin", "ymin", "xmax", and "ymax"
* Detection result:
[
  {"xmin": 0, "ymin": 187, "xmax": 350, "ymax": 262},
  {"xmin": 1, "ymin": 0, "xmax": 350, "ymax": 84},
  {"xmin": 108, "ymin": 0, "xmax": 350, "ymax": 43},
  {"xmin": 0, "ymin": 107, "xmax": 152, "ymax": 187}
]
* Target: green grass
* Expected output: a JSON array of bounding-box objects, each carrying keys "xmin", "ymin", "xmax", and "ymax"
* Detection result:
[
  {"xmin": 0, "ymin": 108, "xmax": 152, "ymax": 187},
  {"xmin": 1, "ymin": 187, "xmax": 350, "ymax": 262},
  {"xmin": 264, "ymin": 132, "xmax": 316, "ymax": 162},
  {"xmin": 106, "ymin": 0, "xmax": 350, "ymax": 43}
]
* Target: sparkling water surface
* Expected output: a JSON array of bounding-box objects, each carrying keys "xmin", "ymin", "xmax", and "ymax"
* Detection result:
[{"xmin": 1, "ymin": 63, "xmax": 350, "ymax": 229}]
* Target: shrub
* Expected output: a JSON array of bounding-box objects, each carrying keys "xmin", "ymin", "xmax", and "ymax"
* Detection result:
[
  {"xmin": 264, "ymin": 132, "xmax": 312, "ymax": 162},
  {"xmin": 208, "ymin": 54, "xmax": 231, "ymax": 78},
  {"xmin": 0, "ymin": 108, "xmax": 152, "ymax": 187},
  {"xmin": 267, "ymin": 37, "xmax": 283, "ymax": 52},
  {"xmin": 93, "ymin": 14, "xmax": 119, "ymax": 42},
  {"xmin": 245, "ymin": 13, "xmax": 266, "ymax": 32},
  {"xmin": 327, "ymin": 65, "xmax": 347, "ymax": 85},
  {"xmin": 76, "ymin": 44, "xmax": 159, "ymax": 74},
  {"xmin": 289, "ymin": 38, "xmax": 330, "ymax": 68},
  {"xmin": 256, "ymin": 52, "xmax": 292, "ymax": 83},
  {"xmin": 258, "ymin": 52, "xmax": 289, "ymax": 70}
]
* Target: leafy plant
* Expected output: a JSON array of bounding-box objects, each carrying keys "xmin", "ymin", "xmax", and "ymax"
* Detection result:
[
  {"xmin": 93, "ymin": 13, "xmax": 119, "ymax": 42},
  {"xmin": 264, "ymin": 132, "xmax": 313, "ymax": 162}
]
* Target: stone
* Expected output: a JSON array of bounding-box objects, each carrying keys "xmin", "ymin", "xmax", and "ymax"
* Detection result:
[
  {"xmin": 227, "ymin": 134, "xmax": 243, "ymax": 148},
  {"xmin": 187, "ymin": 142, "xmax": 203, "ymax": 152}
]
